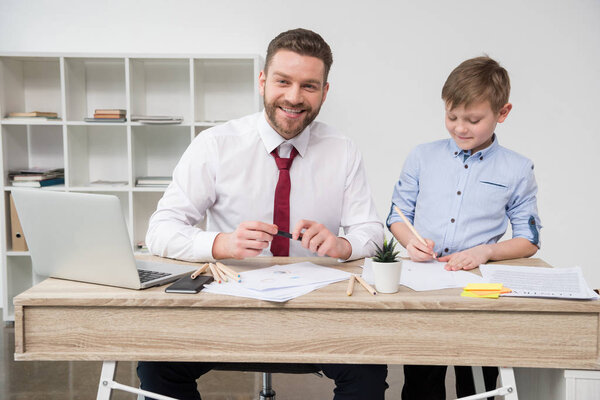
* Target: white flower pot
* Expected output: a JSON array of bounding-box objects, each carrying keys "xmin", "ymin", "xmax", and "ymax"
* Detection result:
[{"xmin": 371, "ymin": 259, "xmax": 402, "ymax": 293}]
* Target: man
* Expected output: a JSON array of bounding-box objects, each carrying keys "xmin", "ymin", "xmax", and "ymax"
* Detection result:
[{"xmin": 139, "ymin": 28, "xmax": 387, "ymax": 400}]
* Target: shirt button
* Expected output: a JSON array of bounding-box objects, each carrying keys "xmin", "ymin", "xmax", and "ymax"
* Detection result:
[
  {"xmin": 454, "ymin": 152, "xmax": 458, "ymax": 155},
  {"xmin": 464, "ymin": 165, "xmax": 468, "ymax": 169},
  {"xmin": 444, "ymin": 248, "xmax": 449, "ymax": 253},
  {"xmin": 451, "ymin": 218, "xmax": 455, "ymax": 223},
  {"xmin": 480, "ymin": 156, "xmax": 483, "ymax": 160},
  {"xmin": 457, "ymin": 191, "xmax": 461, "ymax": 195}
]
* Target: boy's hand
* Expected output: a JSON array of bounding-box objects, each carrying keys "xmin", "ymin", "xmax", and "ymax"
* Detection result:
[
  {"xmin": 407, "ymin": 238, "xmax": 436, "ymax": 262},
  {"xmin": 438, "ymin": 244, "xmax": 492, "ymax": 271}
]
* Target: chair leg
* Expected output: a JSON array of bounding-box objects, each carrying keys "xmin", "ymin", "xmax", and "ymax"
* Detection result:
[{"xmin": 259, "ymin": 372, "xmax": 276, "ymax": 400}]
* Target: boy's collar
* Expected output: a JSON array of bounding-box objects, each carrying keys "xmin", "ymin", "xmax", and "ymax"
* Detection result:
[
  {"xmin": 257, "ymin": 111, "xmax": 310, "ymax": 157},
  {"xmin": 450, "ymin": 134, "xmax": 499, "ymax": 160}
]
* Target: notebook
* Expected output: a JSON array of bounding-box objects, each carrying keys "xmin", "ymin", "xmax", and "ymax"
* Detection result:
[{"xmin": 11, "ymin": 190, "xmax": 196, "ymax": 289}]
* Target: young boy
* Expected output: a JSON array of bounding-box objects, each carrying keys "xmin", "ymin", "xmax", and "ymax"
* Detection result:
[{"xmin": 387, "ymin": 56, "xmax": 542, "ymax": 399}]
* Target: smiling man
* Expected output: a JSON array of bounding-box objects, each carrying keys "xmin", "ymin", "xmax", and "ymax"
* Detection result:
[{"xmin": 139, "ymin": 29, "xmax": 387, "ymax": 400}]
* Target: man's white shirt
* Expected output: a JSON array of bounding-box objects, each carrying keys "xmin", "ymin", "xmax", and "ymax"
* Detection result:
[{"xmin": 146, "ymin": 112, "xmax": 383, "ymax": 261}]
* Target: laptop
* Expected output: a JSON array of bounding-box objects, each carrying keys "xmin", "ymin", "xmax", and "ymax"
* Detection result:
[{"xmin": 11, "ymin": 190, "xmax": 197, "ymax": 289}]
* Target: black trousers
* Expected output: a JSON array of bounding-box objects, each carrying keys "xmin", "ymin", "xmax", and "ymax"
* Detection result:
[
  {"xmin": 402, "ymin": 365, "xmax": 499, "ymax": 400},
  {"xmin": 137, "ymin": 361, "xmax": 388, "ymax": 400}
]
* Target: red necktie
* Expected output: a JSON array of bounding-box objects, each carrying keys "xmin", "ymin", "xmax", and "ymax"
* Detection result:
[{"xmin": 270, "ymin": 146, "xmax": 298, "ymax": 256}]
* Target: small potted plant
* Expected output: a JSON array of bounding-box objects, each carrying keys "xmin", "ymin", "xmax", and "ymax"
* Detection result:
[{"xmin": 371, "ymin": 238, "xmax": 402, "ymax": 293}]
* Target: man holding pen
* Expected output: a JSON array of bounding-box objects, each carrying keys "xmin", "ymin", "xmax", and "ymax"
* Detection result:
[{"xmin": 138, "ymin": 28, "xmax": 387, "ymax": 400}]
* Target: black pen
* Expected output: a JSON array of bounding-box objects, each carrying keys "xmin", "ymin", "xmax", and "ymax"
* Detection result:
[{"xmin": 276, "ymin": 230, "xmax": 303, "ymax": 241}]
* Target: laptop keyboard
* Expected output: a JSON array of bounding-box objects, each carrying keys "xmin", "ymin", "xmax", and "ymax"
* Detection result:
[{"xmin": 138, "ymin": 269, "xmax": 170, "ymax": 283}]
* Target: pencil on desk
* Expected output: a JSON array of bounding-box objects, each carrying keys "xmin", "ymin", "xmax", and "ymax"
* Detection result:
[
  {"xmin": 191, "ymin": 263, "xmax": 209, "ymax": 279},
  {"xmin": 215, "ymin": 263, "xmax": 229, "ymax": 282},
  {"xmin": 393, "ymin": 205, "xmax": 436, "ymax": 259},
  {"xmin": 216, "ymin": 262, "xmax": 241, "ymax": 283},
  {"xmin": 208, "ymin": 263, "xmax": 223, "ymax": 283},
  {"xmin": 355, "ymin": 275, "xmax": 377, "ymax": 296},
  {"xmin": 346, "ymin": 275, "xmax": 356, "ymax": 296},
  {"xmin": 216, "ymin": 262, "xmax": 241, "ymax": 278}
]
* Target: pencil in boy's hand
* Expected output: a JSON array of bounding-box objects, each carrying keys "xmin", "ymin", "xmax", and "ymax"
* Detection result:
[
  {"xmin": 208, "ymin": 263, "xmax": 223, "ymax": 283},
  {"xmin": 346, "ymin": 275, "xmax": 356, "ymax": 296},
  {"xmin": 191, "ymin": 263, "xmax": 209, "ymax": 279},
  {"xmin": 216, "ymin": 262, "xmax": 242, "ymax": 283},
  {"xmin": 355, "ymin": 275, "xmax": 377, "ymax": 296},
  {"xmin": 393, "ymin": 205, "xmax": 436, "ymax": 259}
]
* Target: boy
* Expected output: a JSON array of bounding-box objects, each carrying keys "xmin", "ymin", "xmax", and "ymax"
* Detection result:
[{"xmin": 387, "ymin": 56, "xmax": 541, "ymax": 399}]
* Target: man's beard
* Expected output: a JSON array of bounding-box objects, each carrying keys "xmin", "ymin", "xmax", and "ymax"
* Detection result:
[{"xmin": 264, "ymin": 99, "xmax": 321, "ymax": 139}]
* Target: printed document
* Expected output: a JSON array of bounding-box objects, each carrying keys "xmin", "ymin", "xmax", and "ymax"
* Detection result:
[
  {"xmin": 362, "ymin": 259, "xmax": 484, "ymax": 291},
  {"xmin": 203, "ymin": 262, "xmax": 351, "ymax": 302},
  {"xmin": 479, "ymin": 265, "xmax": 599, "ymax": 300}
]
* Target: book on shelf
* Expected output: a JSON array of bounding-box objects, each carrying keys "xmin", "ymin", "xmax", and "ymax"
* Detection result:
[
  {"xmin": 9, "ymin": 193, "xmax": 28, "ymax": 251},
  {"xmin": 95, "ymin": 109, "xmax": 126, "ymax": 115},
  {"xmin": 84, "ymin": 117, "xmax": 127, "ymax": 123},
  {"xmin": 12, "ymin": 177, "xmax": 65, "ymax": 188},
  {"xmin": 9, "ymin": 168, "xmax": 64, "ymax": 182},
  {"xmin": 8, "ymin": 111, "xmax": 58, "ymax": 118},
  {"xmin": 136, "ymin": 176, "xmax": 172, "ymax": 186},
  {"xmin": 131, "ymin": 115, "xmax": 183, "ymax": 125},
  {"xmin": 93, "ymin": 114, "xmax": 127, "ymax": 119}
]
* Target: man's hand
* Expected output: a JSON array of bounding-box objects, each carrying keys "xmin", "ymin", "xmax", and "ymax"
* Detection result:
[
  {"xmin": 212, "ymin": 221, "xmax": 278, "ymax": 259},
  {"xmin": 291, "ymin": 219, "xmax": 351, "ymax": 259},
  {"xmin": 438, "ymin": 244, "xmax": 492, "ymax": 271},
  {"xmin": 406, "ymin": 237, "xmax": 436, "ymax": 262}
]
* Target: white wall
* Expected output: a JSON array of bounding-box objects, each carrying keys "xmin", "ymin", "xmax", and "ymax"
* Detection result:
[{"xmin": 1, "ymin": 0, "xmax": 599, "ymax": 298}]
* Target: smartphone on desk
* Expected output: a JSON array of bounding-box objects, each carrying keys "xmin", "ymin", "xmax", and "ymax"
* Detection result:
[{"xmin": 165, "ymin": 275, "xmax": 214, "ymax": 293}]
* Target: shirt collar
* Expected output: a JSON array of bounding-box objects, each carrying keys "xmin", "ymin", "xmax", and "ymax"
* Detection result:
[
  {"xmin": 257, "ymin": 111, "xmax": 310, "ymax": 157},
  {"xmin": 449, "ymin": 133, "xmax": 499, "ymax": 160}
]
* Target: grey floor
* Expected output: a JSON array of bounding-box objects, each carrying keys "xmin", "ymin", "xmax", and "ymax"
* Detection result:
[{"xmin": 1, "ymin": 318, "xmax": 460, "ymax": 399}]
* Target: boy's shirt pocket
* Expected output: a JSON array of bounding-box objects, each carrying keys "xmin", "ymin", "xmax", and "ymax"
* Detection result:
[{"xmin": 474, "ymin": 178, "xmax": 511, "ymax": 213}]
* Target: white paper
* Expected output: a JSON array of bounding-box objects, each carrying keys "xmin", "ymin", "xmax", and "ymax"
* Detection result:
[
  {"xmin": 479, "ymin": 264, "xmax": 599, "ymax": 300},
  {"xmin": 362, "ymin": 258, "xmax": 484, "ymax": 291},
  {"xmin": 203, "ymin": 262, "xmax": 351, "ymax": 302}
]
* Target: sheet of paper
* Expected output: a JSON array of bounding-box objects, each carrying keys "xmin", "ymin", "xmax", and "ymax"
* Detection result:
[
  {"xmin": 203, "ymin": 262, "xmax": 351, "ymax": 302},
  {"xmin": 362, "ymin": 258, "xmax": 484, "ymax": 291},
  {"xmin": 479, "ymin": 264, "xmax": 599, "ymax": 300}
]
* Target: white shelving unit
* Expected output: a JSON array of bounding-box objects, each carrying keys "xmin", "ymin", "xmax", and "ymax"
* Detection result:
[{"xmin": 0, "ymin": 53, "xmax": 262, "ymax": 321}]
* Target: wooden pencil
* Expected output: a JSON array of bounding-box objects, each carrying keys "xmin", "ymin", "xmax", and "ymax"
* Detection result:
[
  {"xmin": 393, "ymin": 205, "xmax": 436, "ymax": 258},
  {"xmin": 216, "ymin": 262, "xmax": 241, "ymax": 282},
  {"xmin": 190, "ymin": 263, "xmax": 209, "ymax": 279},
  {"xmin": 354, "ymin": 275, "xmax": 377, "ymax": 296},
  {"xmin": 216, "ymin": 262, "xmax": 241, "ymax": 278},
  {"xmin": 346, "ymin": 275, "xmax": 356, "ymax": 296},
  {"xmin": 208, "ymin": 263, "xmax": 223, "ymax": 283}
]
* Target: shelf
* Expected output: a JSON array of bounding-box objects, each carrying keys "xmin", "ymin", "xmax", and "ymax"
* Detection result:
[
  {"xmin": 0, "ymin": 56, "xmax": 62, "ymax": 120},
  {"xmin": 130, "ymin": 58, "xmax": 191, "ymax": 124},
  {"xmin": 6, "ymin": 251, "xmax": 31, "ymax": 256},
  {"xmin": 0, "ymin": 119, "xmax": 63, "ymax": 126},
  {"xmin": 5, "ymin": 185, "xmax": 66, "ymax": 191},
  {"xmin": 0, "ymin": 52, "xmax": 262, "ymax": 321}
]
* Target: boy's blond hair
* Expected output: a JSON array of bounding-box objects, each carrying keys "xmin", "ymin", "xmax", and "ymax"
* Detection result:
[{"xmin": 442, "ymin": 56, "xmax": 510, "ymax": 114}]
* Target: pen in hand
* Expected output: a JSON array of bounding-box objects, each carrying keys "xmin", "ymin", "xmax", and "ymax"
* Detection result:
[{"xmin": 276, "ymin": 230, "xmax": 303, "ymax": 241}]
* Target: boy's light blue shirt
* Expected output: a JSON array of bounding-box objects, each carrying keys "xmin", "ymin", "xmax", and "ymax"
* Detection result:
[{"xmin": 386, "ymin": 135, "xmax": 541, "ymax": 257}]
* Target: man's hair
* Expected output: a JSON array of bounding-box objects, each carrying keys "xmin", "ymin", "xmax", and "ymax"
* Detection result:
[
  {"xmin": 264, "ymin": 28, "xmax": 333, "ymax": 82},
  {"xmin": 442, "ymin": 56, "xmax": 510, "ymax": 113}
]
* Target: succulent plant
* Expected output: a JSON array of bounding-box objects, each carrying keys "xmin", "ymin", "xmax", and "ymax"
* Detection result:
[{"xmin": 372, "ymin": 238, "xmax": 400, "ymax": 263}]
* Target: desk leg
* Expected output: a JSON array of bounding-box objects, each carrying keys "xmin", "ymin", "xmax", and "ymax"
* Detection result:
[
  {"xmin": 96, "ymin": 361, "xmax": 178, "ymax": 400},
  {"xmin": 456, "ymin": 367, "xmax": 518, "ymax": 400}
]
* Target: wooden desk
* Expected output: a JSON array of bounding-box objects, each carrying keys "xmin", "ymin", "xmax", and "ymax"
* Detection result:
[{"xmin": 13, "ymin": 257, "xmax": 600, "ymax": 370}]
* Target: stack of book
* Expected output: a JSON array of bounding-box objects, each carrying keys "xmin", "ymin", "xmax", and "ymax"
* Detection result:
[
  {"xmin": 131, "ymin": 115, "xmax": 183, "ymax": 125},
  {"xmin": 136, "ymin": 176, "xmax": 172, "ymax": 187},
  {"xmin": 84, "ymin": 109, "xmax": 127, "ymax": 123},
  {"xmin": 10, "ymin": 168, "xmax": 65, "ymax": 188},
  {"xmin": 6, "ymin": 111, "xmax": 59, "ymax": 121}
]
